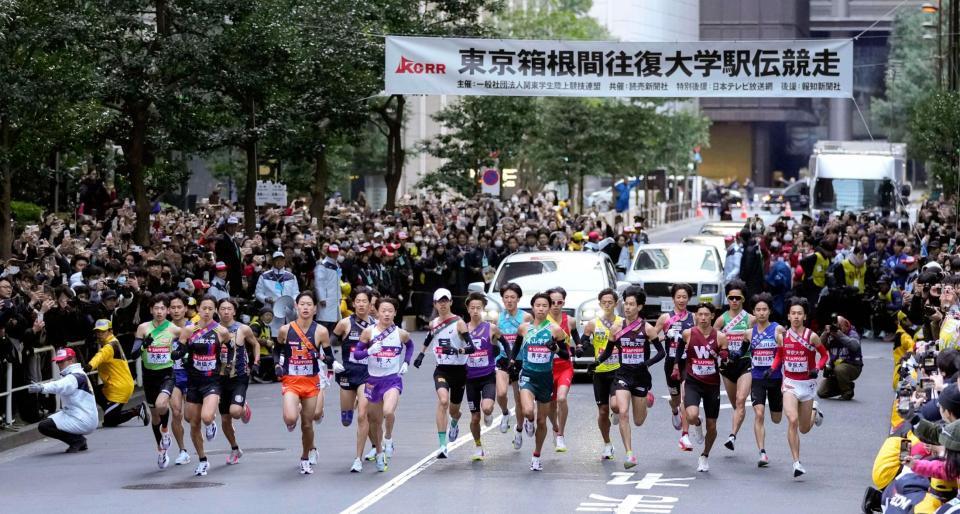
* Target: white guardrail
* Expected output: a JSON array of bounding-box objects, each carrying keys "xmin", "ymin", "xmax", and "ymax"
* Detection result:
[{"xmin": 1, "ymin": 341, "xmax": 142, "ymax": 426}]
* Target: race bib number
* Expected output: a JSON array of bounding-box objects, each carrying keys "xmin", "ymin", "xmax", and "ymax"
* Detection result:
[
  {"xmin": 374, "ymin": 347, "xmax": 400, "ymax": 369},
  {"xmin": 784, "ymin": 360, "xmax": 808, "ymax": 373},
  {"xmin": 467, "ymin": 349, "xmax": 489, "ymax": 368},
  {"xmin": 147, "ymin": 346, "xmax": 171, "ymax": 365},
  {"xmin": 527, "ymin": 346, "xmax": 551, "ymax": 364},
  {"xmin": 621, "ymin": 345, "xmax": 645, "ymax": 365},
  {"xmin": 751, "ymin": 350, "xmax": 775, "ymax": 367},
  {"xmin": 193, "ymin": 354, "xmax": 216, "ymax": 372},
  {"xmin": 288, "ymin": 357, "xmax": 315, "ymax": 376},
  {"xmin": 692, "ymin": 362, "xmax": 716, "ymax": 376}
]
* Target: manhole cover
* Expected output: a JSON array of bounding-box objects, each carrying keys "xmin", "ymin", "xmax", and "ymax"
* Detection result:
[
  {"xmin": 124, "ymin": 482, "xmax": 223, "ymax": 490},
  {"xmin": 205, "ymin": 447, "xmax": 285, "ymax": 456}
]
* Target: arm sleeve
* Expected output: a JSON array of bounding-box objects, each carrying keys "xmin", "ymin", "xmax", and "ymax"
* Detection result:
[
  {"xmin": 914, "ymin": 418, "xmax": 944, "ymax": 445},
  {"xmin": 596, "ymin": 337, "xmax": 617, "ymax": 363},
  {"xmin": 556, "ymin": 340, "xmax": 570, "ymax": 360},
  {"xmin": 254, "ymin": 278, "xmax": 269, "ymax": 304},
  {"xmin": 459, "ymin": 331, "xmax": 476, "ymax": 355},
  {"xmin": 815, "ymin": 343, "xmax": 830, "ymax": 370},
  {"xmin": 41, "ymin": 373, "xmax": 79, "ymax": 396},
  {"xmin": 770, "ymin": 344, "xmax": 784, "ymax": 372},
  {"xmin": 403, "ymin": 339, "xmax": 415, "ymax": 365},
  {"xmin": 511, "ymin": 334, "xmax": 524, "ymax": 360},
  {"xmin": 131, "ymin": 338, "xmax": 144, "ymax": 359},
  {"xmin": 912, "ymin": 459, "xmax": 950, "ymax": 480},
  {"xmin": 87, "ymin": 344, "xmax": 112, "ymax": 370},
  {"xmin": 647, "ymin": 338, "xmax": 666, "ymax": 367},
  {"xmin": 321, "ymin": 345, "xmax": 335, "ymax": 366},
  {"xmin": 421, "ymin": 332, "xmax": 434, "ymax": 350},
  {"xmin": 352, "ymin": 342, "xmax": 370, "ymax": 361}
]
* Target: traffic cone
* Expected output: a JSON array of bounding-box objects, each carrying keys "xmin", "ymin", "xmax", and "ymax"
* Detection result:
[
  {"xmin": 739, "ymin": 203, "xmax": 748, "ymax": 220},
  {"xmin": 784, "ymin": 201, "xmax": 793, "ymax": 218},
  {"xmin": 695, "ymin": 203, "xmax": 704, "ymax": 218}
]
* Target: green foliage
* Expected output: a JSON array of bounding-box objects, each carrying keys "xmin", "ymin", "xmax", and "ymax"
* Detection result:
[
  {"xmin": 10, "ymin": 201, "xmax": 42, "ymax": 222},
  {"xmin": 910, "ymin": 91, "xmax": 960, "ymax": 196},
  {"xmin": 873, "ymin": 8, "xmax": 937, "ymax": 143}
]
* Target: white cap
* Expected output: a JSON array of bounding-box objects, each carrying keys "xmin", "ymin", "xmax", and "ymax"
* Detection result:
[
  {"xmin": 433, "ymin": 288, "xmax": 453, "ymax": 302},
  {"xmin": 272, "ymin": 250, "xmax": 285, "ymax": 259},
  {"xmin": 924, "ymin": 261, "xmax": 944, "ymax": 271},
  {"xmin": 226, "ymin": 216, "xmax": 239, "ymax": 224}
]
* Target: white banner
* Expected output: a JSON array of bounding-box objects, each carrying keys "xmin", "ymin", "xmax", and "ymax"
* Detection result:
[
  {"xmin": 385, "ymin": 36, "xmax": 853, "ymax": 99},
  {"xmin": 255, "ymin": 180, "xmax": 288, "ymax": 207}
]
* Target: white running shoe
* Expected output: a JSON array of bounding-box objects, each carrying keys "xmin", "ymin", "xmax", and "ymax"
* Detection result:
[
  {"xmin": 308, "ymin": 448, "xmax": 318, "ymax": 466},
  {"xmin": 813, "ymin": 401, "xmax": 824, "ymax": 427},
  {"xmin": 448, "ymin": 421, "xmax": 460, "ymax": 442},
  {"xmin": 555, "ymin": 435, "xmax": 568, "ymax": 453},
  {"xmin": 678, "ymin": 434, "xmax": 693, "ymax": 452},
  {"xmin": 513, "ymin": 431, "xmax": 523, "ymax": 450},
  {"xmin": 484, "ymin": 413, "xmax": 493, "ymax": 427},
  {"xmin": 299, "ymin": 459, "xmax": 313, "ymax": 475},
  {"xmin": 471, "ymin": 447, "xmax": 485, "ymax": 461},
  {"xmin": 160, "ymin": 429, "xmax": 171, "ymax": 451},
  {"xmin": 697, "ymin": 455, "xmax": 709, "ymax": 472},
  {"xmin": 437, "ymin": 445, "xmax": 448, "ymax": 459},
  {"xmin": 793, "ymin": 461, "xmax": 806, "ymax": 478},
  {"xmin": 692, "ymin": 422, "xmax": 704, "ymax": 444},
  {"xmin": 601, "ymin": 443, "xmax": 615, "ymax": 460},
  {"xmin": 671, "ymin": 409, "xmax": 682, "ymax": 430},
  {"xmin": 384, "ymin": 439, "xmax": 394, "ymax": 459},
  {"xmin": 158, "ymin": 450, "xmax": 170, "ymax": 469},
  {"xmin": 530, "ymin": 456, "xmax": 543, "ymax": 471},
  {"xmin": 364, "ymin": 447, "xmax": 377, "ymax": 461},
  {"xmin": 624, "ymin": 452, "xmax": 638, "ymax": 470},
  {"xmin": 204, "ymin": 421, "xmax": 217, "ymax": 442},
  {"xmin": 376, "ymin": 453, "xmax": 387, "ymax": 472},
  {"xmin": 226, "ymin": 448, "xmax": 243, "ymax": 465},
  {"xmin": 758, "ymin": 451, "xmax": 770, "ymax": 467},
  {"xmin": 499, "ymin": 413, "xmax": 510, "ymax": 433},
  {"xmin": 523, "ymin": 419, "xmax": 534, "ymax": 437},
  {"xmin": 350, "ymin": 458, "xmax": 363, "ymax": 473},
  {"xmin": 194, "ymin": 460, "xmax": 209, "ymax": 476},
  {"xmin": 175, "ymin": 449, "xmax": 191, "ymax": 465}
]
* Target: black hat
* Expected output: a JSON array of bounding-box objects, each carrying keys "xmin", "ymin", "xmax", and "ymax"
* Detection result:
[
  {"xmin": 100, "ymin": 289, "xmax": 118, "ymax": 301},
  {"xmin": 939, "ymin": 384, "xmax": 960, "ymax": 419}
]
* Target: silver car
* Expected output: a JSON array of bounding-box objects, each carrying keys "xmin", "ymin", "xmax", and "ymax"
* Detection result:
[
  {"xmin": 469, "ymin": 251, "xmax": 629, "ymax": 373},
  {"xmin": 624, "ymin": 243, "xmax": 725, "ymax": 320}
]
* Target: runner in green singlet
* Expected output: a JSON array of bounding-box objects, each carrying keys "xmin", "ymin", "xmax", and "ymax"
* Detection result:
[{"xmin": 713, "ymin": 279, "xmax": 755, "ymax": 452}]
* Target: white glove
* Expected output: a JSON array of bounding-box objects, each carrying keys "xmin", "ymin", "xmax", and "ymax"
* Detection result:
[
  {"xmin": 332, "ymin": 361, "xmax": 345, "ymax": 374},
  {"xmin": 400, "ymin": 362, "xmax": 408, "ymax": 375},
  {"xmin": 367, "ymin": 342, "xmax": 383, "ymax": 355},
  {"xmin": 27, "ymin": 382, "xmax": 43, "ymax": 394}
]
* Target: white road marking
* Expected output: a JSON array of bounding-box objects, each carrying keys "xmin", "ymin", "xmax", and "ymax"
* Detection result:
[{"xmin": 340, "ymin": 411, "xmax": 509, "ymax": 514}]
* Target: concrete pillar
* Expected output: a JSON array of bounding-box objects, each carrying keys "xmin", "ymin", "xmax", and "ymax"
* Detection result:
[
  {"xmin": 752, "ymin": 123, "xmax": 771, "ymax": 186},
  {"xmin": 828, "ymin": 98, "xmax": 853, "ymax": 140}
]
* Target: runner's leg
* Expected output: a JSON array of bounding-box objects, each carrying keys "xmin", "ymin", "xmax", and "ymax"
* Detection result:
[
  {"xmin": 631, "ymin": 395, "xmax": 648, "ymax": 427},
  {"xmin": 732, "ymin": 373, "xmax": 751, "ymax": 437},
  {"xmin": 186, "ymin": 401, "xmax": 205, "ymax": 459},
  {"xmin": 300, "ymin": 396, "xmax": 317, "ymax": 459},
  {"xmin": 356, "ymin": 388, "xmax": 370, "ymax": 459},
  {"xmin": 534, "ymin": 401, "xmax": 549, "ymax": 453},
  {"xmin": 783, "ymin": 392, "xmax": 801, "ymax": 462},
  {"xmin": 615, "ymin": 390, "xmax": 632, "ymax": 453},
  {"xmin": 171, "ymin": 388, "xmax": 186, "ymax": 451},
  {"xmin": 753, "ymin": 403, "xmax": 766, "ymax": 452}
]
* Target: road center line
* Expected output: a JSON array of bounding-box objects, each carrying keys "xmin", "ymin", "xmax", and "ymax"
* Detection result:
[{"xmin": 340, "ymin": 411, "xmax": 510, "ymax": 514}]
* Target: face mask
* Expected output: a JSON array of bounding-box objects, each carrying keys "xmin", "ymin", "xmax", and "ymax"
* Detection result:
[
  {"xmin": 271, "ymin": 238, "xmax": 281, "ymax": 246},
  {"xmin": 494, "ymin": 239, "xmax": 503, "ymax": 248},
  {"xmin": 337, "ymin": 256, "xmax": 345, "ymax": 263},
  {"xmin": 783, "ymin": 232, "xmax": 793, "ymax": 242},
  {"xmin": 414, "ymin": 236, "xmax": 423, "ymax": 243},
  {"xmin": 770, "ymin": 240, "xmax": 781, "ymax": 250}
]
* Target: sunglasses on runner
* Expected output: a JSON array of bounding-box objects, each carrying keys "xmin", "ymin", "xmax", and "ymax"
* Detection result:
[{"xmin": 727, "ymin": 295, "xmax": 743, "ymax": 301}]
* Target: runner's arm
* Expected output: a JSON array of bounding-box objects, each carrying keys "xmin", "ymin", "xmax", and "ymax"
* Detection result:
[
  {"xmin": 403, "ymin": 335, "xmax": 415, "ymax": 365},
  {"xmin": 316, "ymin": 326, "xmax": 335, "ymax": 367},
  {"xmin": 352, "ymin": 328, "xmax": 373, "ymax": 361},
  {"xmin": 646, "ymin": 328, "xmax": 666, "ymax": 367},
  {"xmin": 241, "ymin": 327, "xmax": 260, "ymax": 365},
  {"xmin": 717, "ymin": 332, "xmax": 729, "ymax": 362},
  {"xmin": 812, "ymin": 333, "xmax": 829, "ymax": 370},
  {"xmin": 596, "ymin": 335, "xmax": 617, "ymax": 363},
  {"xmin": 510, "ymin": 333, "xmax": 525, "ymax": 360},
  {"xmin": 555, "ymin": 338, "xmax": 570, "ymax": 360},
  {"xmin": 458, "ymin": 329, "xmax": 476, "ymax": 355}
]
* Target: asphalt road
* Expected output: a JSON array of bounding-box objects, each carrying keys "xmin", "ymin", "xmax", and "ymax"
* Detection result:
[{"xmin": 0, "ymin": 215, "xmax": 888, "ymax": 514}]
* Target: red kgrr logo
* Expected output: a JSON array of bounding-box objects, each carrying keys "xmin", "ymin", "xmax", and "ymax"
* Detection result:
[{"xmin": 395, "ymin": 56, "xmax": 446, "ymax": 74}]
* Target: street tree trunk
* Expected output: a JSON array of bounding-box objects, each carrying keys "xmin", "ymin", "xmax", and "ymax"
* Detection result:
[
  {"xmin": 124, "ymin": 102, "xmax": 151, "ymax": 246},
  {"xmin": 243, "ymin": 98, "xmax": 258, "ymax": 236},
  {"xmin": 378, "ymin": 94, "xmax": 406, "ymax": 210},
  {"xmin": 310, "ymin": 146, "xmax": 328, "ymax": 224},
  {"xmin": 0, "ymin": 114, "xmax": 12, "ymax": 260}
]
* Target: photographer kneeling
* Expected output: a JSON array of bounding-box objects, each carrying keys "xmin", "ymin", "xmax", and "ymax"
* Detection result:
[{"xmin": 817, "ymin": 315, "xmax": 863, "ymax": 401}]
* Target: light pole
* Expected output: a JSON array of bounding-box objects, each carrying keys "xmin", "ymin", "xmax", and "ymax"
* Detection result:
[{"xmin": 922, "ymin": 1, "xmax": 943, "ymax": 88}]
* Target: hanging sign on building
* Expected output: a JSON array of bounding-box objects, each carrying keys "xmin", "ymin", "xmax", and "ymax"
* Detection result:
[{"xmin": 385, "ymin": 36, "xmax": 853, "ymax": 99}]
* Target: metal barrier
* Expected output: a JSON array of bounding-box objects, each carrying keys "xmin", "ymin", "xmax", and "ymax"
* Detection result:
[{"xmin": 1, "ymin": 341, "xmax": 142, "ymax": 427}]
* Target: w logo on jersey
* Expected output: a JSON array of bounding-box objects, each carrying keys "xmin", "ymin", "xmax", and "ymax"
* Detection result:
[{"xmin": 692, "ymin": 346, "xmax": 713, "ymax": 360}]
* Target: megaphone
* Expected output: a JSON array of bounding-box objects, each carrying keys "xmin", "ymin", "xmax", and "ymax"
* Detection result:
[{"xmin": 272, "ymin": 295, "xmax": 297, "ymax": 321}]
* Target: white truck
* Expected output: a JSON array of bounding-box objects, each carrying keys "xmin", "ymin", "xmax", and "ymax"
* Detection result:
[{"xmin": 808, "ymin": 141, "xmax": 910, "ymax": 213}]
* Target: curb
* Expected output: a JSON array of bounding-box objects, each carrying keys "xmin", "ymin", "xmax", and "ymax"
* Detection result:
[{"xmin": 0, "ymin": 390, "xmax": 145, "ymax": 453}]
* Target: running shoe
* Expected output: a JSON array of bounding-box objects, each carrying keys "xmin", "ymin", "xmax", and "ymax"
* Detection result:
[
  {"xmin": 227, "ymin": 448, "xmax": 243, "ymax": 465},
  {"xmin": 382, "ymin": 439, "xmax": 394, "ymax": 458},
  {"xmin": 678, "ymin": 434, "xmax": 693, "ymax": 452},
  {"xmin": 624, "ymin": 451, "xmax": 638, "ymax": 470},
  {"xmin": 437, "ymin": 445, "xmax": 449, "ymax": 459},
  {"xmin": 364, "ymin": 447, "xmax": 377, "ymax": 461},
  {"xmin": 472, "ymin": 447, "xmax": 485, "ymax": 461},
  {"xmin": 601, "ymin": 443, "xmax": 615, "ymax": 460},
  {"xmin": 499, "ymin": 413, "xmax": 510, "ymax": 433},
  {"xmin": 204, "ymin": 421, "xmax": 217, "ymax": 441},
  {"xmin": 308, "ymin": 448, "xmax": 318, "ymax": 466},
  {"xmin": 376, "ymin": 453, "xmax": 387, "ymax": 472},
  {"xmin": 194, "ymin": 460, "xmax": 209, "ymax": 476},
  {"xmin": 523, "ymin": 419, "xmax": 534, "ymax": 437},
  {"xmin": 530, "ymin": 456, "xmax": 543, "ymax": 471},
  {"xmin": 697, "ymin": 455, "xmax": 709, "ymax": 472},
  {"xmin": 350, "ymin": 458, "xmax": 363, "ymax": 473},
  {"xmin": 484, "ymin": 413, "xmax": 493, "ymax": 427},
  {"xmin": 724, "ymin": 434, "xmax": 736, "ymax": 451},
  {"xmin": 158, "ymin": 449, "xmax": 170, "ymax": 469},
  {"xmin": 299, "ymin": 459, "xmax": 313, "ymax": 475},
  {"xmin": 555, "ymin": 435, "xmax": 568, "ymax": 453},
  {"xmin": 448, "ymin": 421, "xmax": 460, "ymax": 443},
  {"xmin": 175, "ymin": 449, "xmax": 191, "ymax": 465},
  {"xmin": 813, "ymin": 401, "xmax": 824, "ymax": 427},
  {"xmin": 793, "ymin": 461, "xmax": 806, "ymax": 478},
  {"xmin": 692, "ymin": 422, "xmax": 704, "ymax": 444},
  {"xmin": 242, "ymin": 403, "xmax": 252, "ymax": 424},
  {"xmin": 671, "ymin": 409, "xmax": 682, "ymax": 430},
  {"xmin": 160, "ymin": 428, "xmax": 171, "ymax": 451},
  {"xmin": 758, "ymin": 451, "xmax": 769, "ymax": 468},
  {"xmin": 646, "ymin": 392, "xmax": 655, "ymax": 408},
  {"xmin": 512, "ymin": 431, "xmax": 523, "ymax": 450},
  {"xmin": 139, "ymin": 402, "xmax": 149, "ymax": 426}
]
